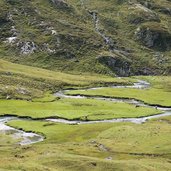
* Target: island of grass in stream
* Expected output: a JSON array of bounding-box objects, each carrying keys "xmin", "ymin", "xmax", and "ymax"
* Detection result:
[{"xmin": 0, "ymin": 98, "xmax": 161, "ymax": 120}]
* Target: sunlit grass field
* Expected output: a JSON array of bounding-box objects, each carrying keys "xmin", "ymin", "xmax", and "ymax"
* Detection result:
[
  {"xmin": 0, "ymin": 98, "xmax": 161, "ymax": 120},
  {"xmin": 67, "ymin": 76, "xmax": 171, "ymax": 106}
]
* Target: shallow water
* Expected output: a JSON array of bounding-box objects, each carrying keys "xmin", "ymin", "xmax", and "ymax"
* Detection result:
[
  {"xmin": 0, "ymin": 117, "xmax": 44, "ymax": 145},
  {"xmin": 46, "ymin": 110, "xmax": 171, "ymax": 125}
]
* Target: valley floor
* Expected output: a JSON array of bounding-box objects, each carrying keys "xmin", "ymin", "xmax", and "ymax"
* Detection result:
[{"xmin": 0, "ymin": 60, "xmax": 171, "ymax": 171}]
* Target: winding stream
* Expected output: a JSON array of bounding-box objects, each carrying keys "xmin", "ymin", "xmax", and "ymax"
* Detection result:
[
  {"xmin": 0, "ymin": 117, "xmax": 44, "ymax": 145},
  {"xmin": 53, "ymin": 80, "xmax": 171, "ymax": 124},
  {"xmin": 0, "ymin": 80, "xmax": 171, "ymax": 145}
]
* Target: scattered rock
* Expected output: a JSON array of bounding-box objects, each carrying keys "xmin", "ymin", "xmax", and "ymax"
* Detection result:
[
  {"xmin": 5, "ymin": 72, "xmax": 13, "ymax": 76},
  {"xmin": 90, "ymin": 162, "xmax": 97, "ymax": 166},
  {"xmin": 98, "ymin": 144, "xmax": 109, "ymax": 151},
  {"xmin": 105, "ymin": 156, "xmax": 113, "ymax": 160},
  {"xmin": 43, "ymin": 43, "xmax": 56, "ymax": 54},
  {"xmin": 159, "ymin": 7, "xmax": 171, "ymax": 16},
  {"xmin": 51, "ymin": 0, "xmax": 68, "ymax": 7},
  {"xmin": 5, "ymin": 36, "xmax": 17, "ymax": 44},
  {"xmin": 14, "ymin": 154, "xmax": 24, "ymax": 158},
  {"xmin": 6, "ymin": 95, "xmax": 11, "ymax": 100},
  {"xmin": 17, "ymin": 88, "xmax": 30, "ymax": 95},
  {"xmin": 17, "ymin": 41, "xmax": 37, "ymax": 55}
]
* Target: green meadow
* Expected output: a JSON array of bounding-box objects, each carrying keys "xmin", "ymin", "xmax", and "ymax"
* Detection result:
[
  {"xmin": 67, "ymin": 76, "xmax": 171, "ymax": 107},
  {"xmin": 0, "ymin": 98, "xmax": 160, "ymax": 120}
]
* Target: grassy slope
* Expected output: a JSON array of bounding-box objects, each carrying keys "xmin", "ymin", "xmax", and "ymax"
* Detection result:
[
  {"xmin": 0, "ymin": 0, "xmax": 111, "ymax": 74},
  {"xmin": 0, "ymin": 59, "xmax": 130, "ymax": 100},
  {"xmin": 0, "ymin": 0, "xmax": 171, "ymax": 75},
  {"xmin": 67, "ymin": 76, "xmax": 171, "ymax": 106}
]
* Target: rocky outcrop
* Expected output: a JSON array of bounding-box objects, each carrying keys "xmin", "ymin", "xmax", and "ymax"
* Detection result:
[
  {"xmin": 17, "ymin": 41, "xmax": 37, "ymax": 55},
  {"xmin": 0, "ymin": 12, "xmax": 8, "ymax": 24},
  {"xmin": 127, "ymin": 4, "xmax": 160, "ymax": 24},
  {"xmin": 158, "ymin": 7, "xmax": 171, "ymax": 16},
  {"xmin": 51, "ymin": 0, "xmax": 73, "ymax": 11},
  {"xmin": 0, "ymin": 7, "xmax": 12, "ymax": 39},
  {"xmin": 138, "ymin": 0, "xmax": 171, "ymax": 16},
  {"xmin": 51, "ymin": 0, "xmax": 68, "ymax": 7},
  {"xmin": 98, "ymin": 55, "xmax": 131, "ymax": 76},
  {"xmin": 135, "ymin": 23, "xmax": 171, "ymax": 50}
]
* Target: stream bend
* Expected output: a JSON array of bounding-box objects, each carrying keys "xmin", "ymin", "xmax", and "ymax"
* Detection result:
[
  {"xmin": 53, "ymin": 80, "xmax": 171, "ymax": 124},
  {"xmin": 0, "ymin": 117, "xmax": 44, "ymax": 145}
]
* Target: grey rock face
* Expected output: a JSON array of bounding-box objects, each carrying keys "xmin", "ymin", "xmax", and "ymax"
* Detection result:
[
  {"xmin": 51, "ymin": 0, "xmax": 68, "ymax": 8},
  {"xmin": 159, "ymin": 7, "xmax": 171, "ymax": 16},
  {"xmin": 135, "ymin": 26, "xmax": 171, "ymax": 50},
  {"xmin": 135, "ymin": 27, "xmax": 159, "ymax": 47},
  {"xmin": 50, "ymin": 0, "xmax": 74, "ymax": 13},
  {"xmin": 98, "ymin": 56, "xmax": 131, "ymax": 77}
]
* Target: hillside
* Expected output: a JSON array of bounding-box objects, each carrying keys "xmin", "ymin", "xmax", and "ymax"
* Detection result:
[
  {"xmin": 0, "ymin": 0, "xmax": 171, "ymax": 76},
  {"xmin": 0, "ymin": 59, "xmax": 128, "ymax": 100}
]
